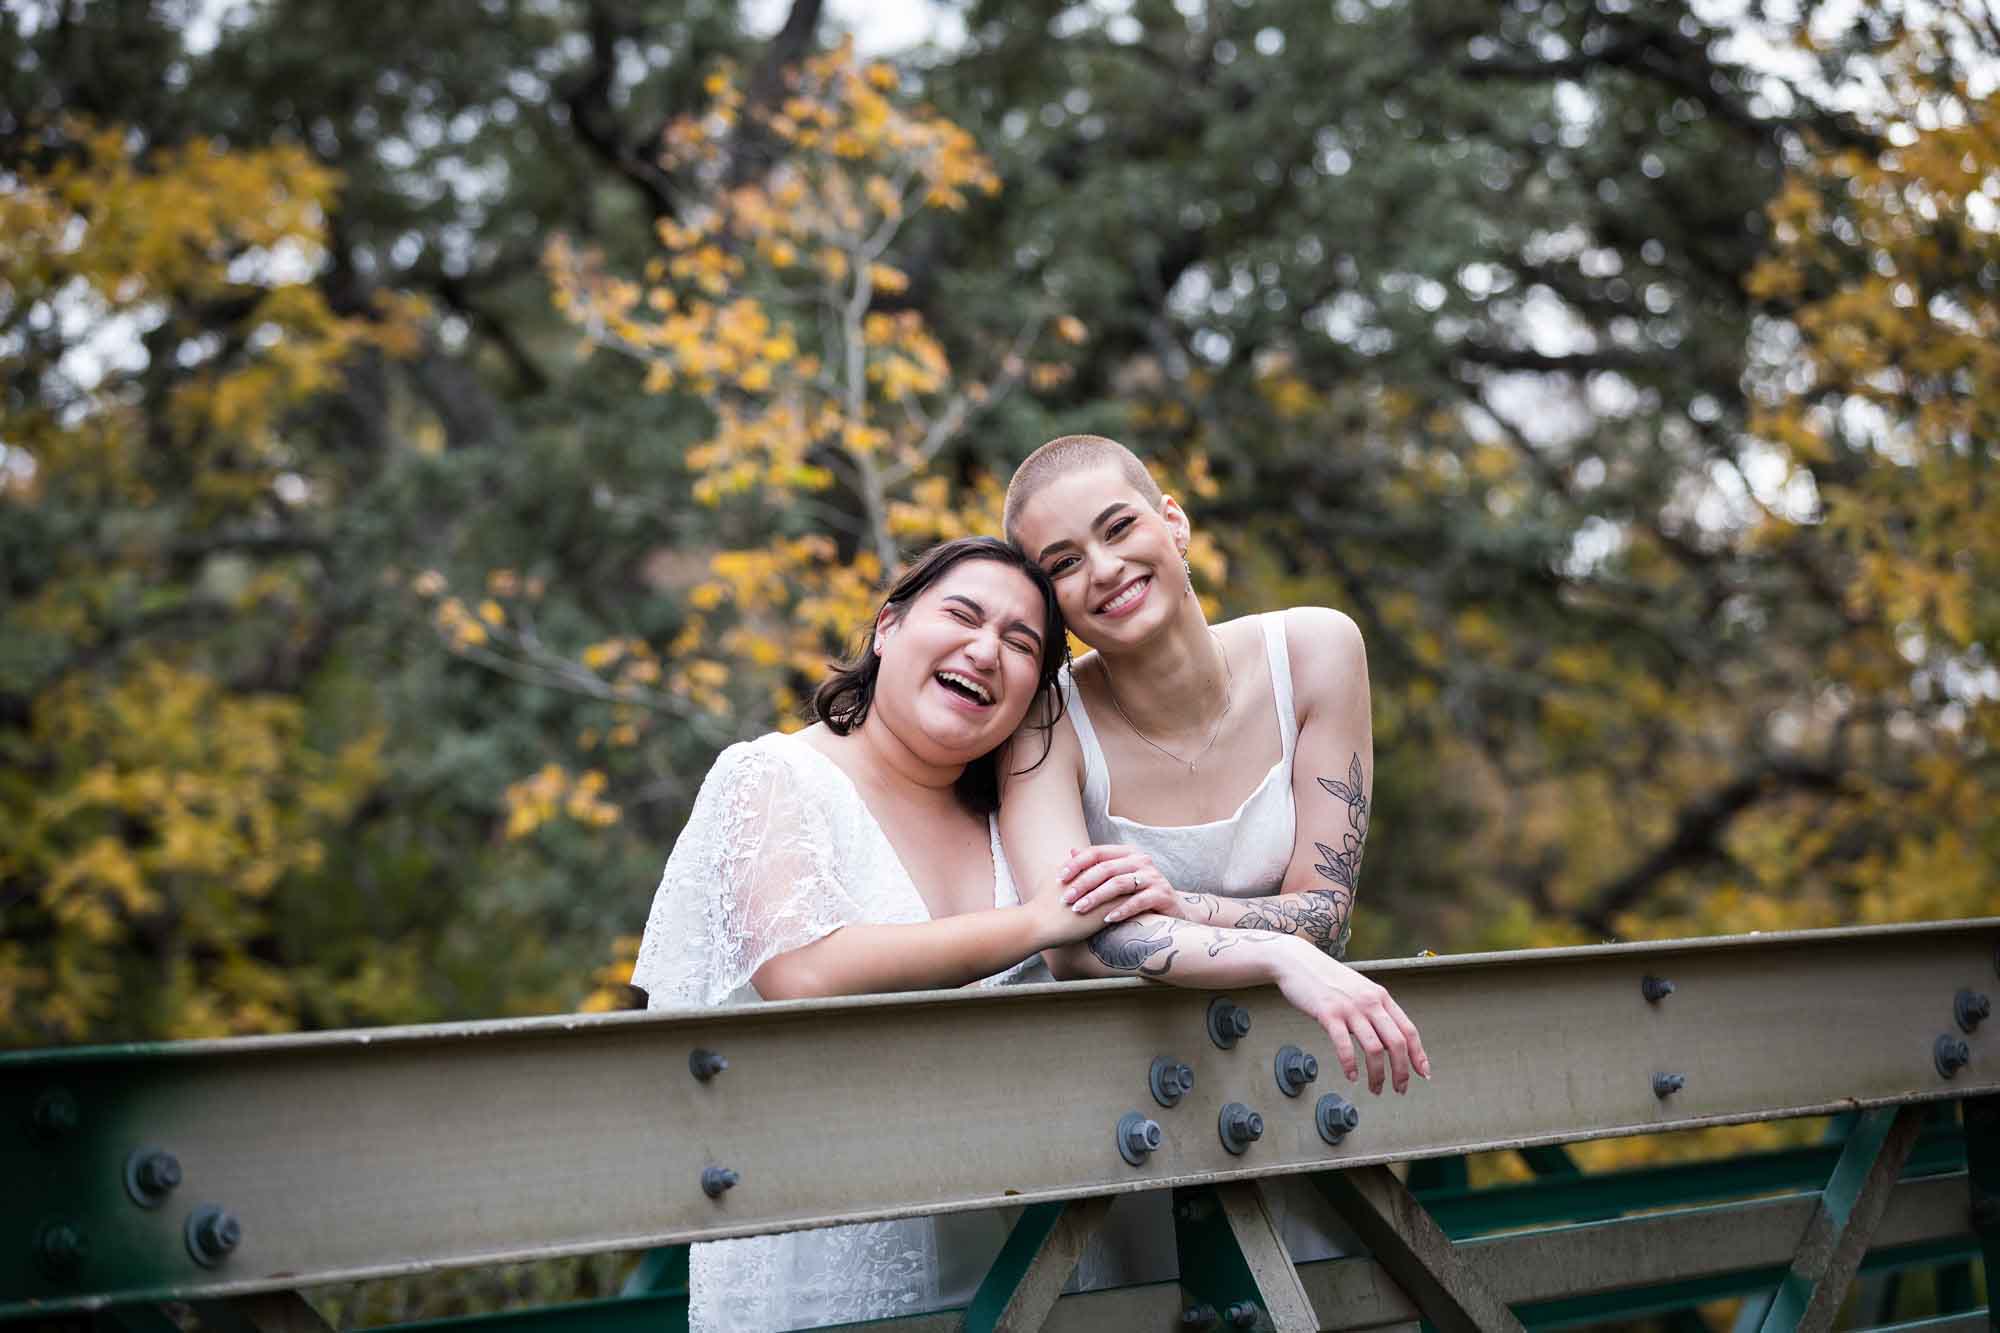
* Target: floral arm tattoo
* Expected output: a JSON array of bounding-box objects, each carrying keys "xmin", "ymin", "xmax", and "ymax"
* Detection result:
[
  {"xmin": 1224, "ymin": 753, "xmax": 1368, "ymax": 959},
  {"xmin": 1084, "ymin": 918, "xmax": 1281, "ymax": 975}
]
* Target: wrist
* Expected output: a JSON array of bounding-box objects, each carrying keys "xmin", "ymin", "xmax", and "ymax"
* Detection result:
[
  {"xmin": 1174, "ymin": 891, "xmax": 1222, "ymax": 925},
  {"xmin": 1263, "ymin": 933, "xmax": 1314, "ymax": 980},
  {"xmin": 1026, "ymin": 895, "xmax": 1079, "ymax": 952}
]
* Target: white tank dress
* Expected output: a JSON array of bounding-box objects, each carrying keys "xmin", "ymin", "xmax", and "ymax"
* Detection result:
[{"xmin": 1063, "ymin": 612, "xmax": 1360, "ymax": 1288}]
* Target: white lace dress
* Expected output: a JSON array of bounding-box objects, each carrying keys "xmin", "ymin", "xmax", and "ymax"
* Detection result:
[{"xmin": 630, "ymin": 731, "xmax": 1047, "ymax": 1332}]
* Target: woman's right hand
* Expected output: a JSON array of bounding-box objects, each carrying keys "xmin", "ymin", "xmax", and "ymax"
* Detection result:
[
  {"xmin": 1270, "ymin": 938, "xmax": 1429, "ymax": 1095},
  {"xmin": 1058, "ymin": 844, "xmax": 1199, "ymax": 924},
  {"xmin": 1025, "ymin": 865, "xmax": 1163, "ymax": 948}
]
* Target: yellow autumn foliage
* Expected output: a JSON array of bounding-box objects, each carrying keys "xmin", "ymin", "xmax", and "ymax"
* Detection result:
[{"xmin": 525, "ymin": 38, "xmax": 1089, "ymax": 848}]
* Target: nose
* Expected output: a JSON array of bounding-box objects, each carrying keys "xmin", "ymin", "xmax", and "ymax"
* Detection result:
[
  {"xmin": 963, "ymin": 626, "xmax": 1002, "ymax": 669},
  {"xmin": 1084, "ymin": 541, "xmax": 1122, "ymax": 588}
]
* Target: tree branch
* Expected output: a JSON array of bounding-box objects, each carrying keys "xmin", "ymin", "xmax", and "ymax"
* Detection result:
[{"xmin": 1575, "ymin": 756, "xmax": 1843, "ymax": 936}]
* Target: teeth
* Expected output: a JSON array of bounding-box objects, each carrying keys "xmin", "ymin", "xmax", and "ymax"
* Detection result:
[
  {"xmin": 1100, "ymin": 578, "xmax": 1147, "ymax": 614},
  {"xmin": 936, "ymin": 671, "xmax": 992, "ymax": 704}
]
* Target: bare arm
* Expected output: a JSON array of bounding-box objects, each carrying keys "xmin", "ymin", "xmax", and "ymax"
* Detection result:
[{"xmin": 752, "ymin": 895, "xmax": 1103, "ymax": 1000}]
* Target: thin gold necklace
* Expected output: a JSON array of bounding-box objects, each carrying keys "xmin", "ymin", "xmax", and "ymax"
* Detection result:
[{"xmin": 1101, "ymin": 629, "xmax": 1235, "ymax": 773}]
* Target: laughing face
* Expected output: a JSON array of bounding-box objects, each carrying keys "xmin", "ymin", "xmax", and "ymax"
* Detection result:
[
  {"xmin": 1010, "ymin": 463, "xmax": 1191, "ymax": 649},
  {"xmin": 869, "ymin": 558, "xmax": 1052, "ymax": 766}
]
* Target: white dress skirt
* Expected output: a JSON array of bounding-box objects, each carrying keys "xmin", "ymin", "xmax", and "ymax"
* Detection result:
[{"xmin": 629, "ymin": 731, "xmax": 1051, "ymax": 1331}]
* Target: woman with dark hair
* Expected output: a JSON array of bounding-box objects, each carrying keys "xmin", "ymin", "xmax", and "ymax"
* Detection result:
[{"xmin": 630, "ymin": 536, "xmax": 1145, "ymax": 1331}]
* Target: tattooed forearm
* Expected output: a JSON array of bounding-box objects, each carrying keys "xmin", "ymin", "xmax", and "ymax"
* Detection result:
[
  {"xmin": 1180, "ymin": 892, "xmax": 1220, "ymax": 923},
  {"xmin": 1087, "ymin": 920, "xmax": 1181, "ymax": 976},
  {"xmin": 1230, "ymin": 891, "xmax": 1350, "ymax": 957},
  {"xmin": 1206, "ymin": 928, "xmax": 1280, "ymax": 957}
]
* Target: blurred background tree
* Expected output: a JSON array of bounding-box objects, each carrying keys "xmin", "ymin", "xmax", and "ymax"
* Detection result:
[
  {"xmin": 2, "ymin": 0, "xmax": 1992, "ymax": 1049},
  {"xmin": 5, "ymin": 0, "xmax": 1994, "ymax": 1322}
]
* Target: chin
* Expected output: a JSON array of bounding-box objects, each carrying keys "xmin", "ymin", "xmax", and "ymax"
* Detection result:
[{"xmin": 915, "ymin": 711, "xmax": 1003, "ymax": 764}]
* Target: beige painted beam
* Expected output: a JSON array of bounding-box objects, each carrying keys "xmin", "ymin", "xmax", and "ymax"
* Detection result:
[
  {"xmin": 4, "ymin": 919, "xmax": 1993, "ymax": 1316},
  {"xmin": 1312, "ymin": 1166, "xmax": 1523, "ymax": 1333},
  {"xmin": 1215, "ymin": 1181, "xmax": 1320, "ymax": 1332},
  {"xmin": 965, "ymin": 1195, "xmax": 1114, "ymax": 1333}
]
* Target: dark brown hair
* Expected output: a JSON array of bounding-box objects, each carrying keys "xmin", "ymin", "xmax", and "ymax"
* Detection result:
[{"xmin": 809, "ymin": 537, "xmax": 1068, "ymax": 815}]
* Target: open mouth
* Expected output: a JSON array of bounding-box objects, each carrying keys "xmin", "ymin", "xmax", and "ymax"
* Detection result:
[
  {"xmin": 934, "ymin": 670, "xmax": 994, "ymax": 706},
  {"xmin": 1096, "ymin": 576, "xmax": 1150, "ymax": 617}
]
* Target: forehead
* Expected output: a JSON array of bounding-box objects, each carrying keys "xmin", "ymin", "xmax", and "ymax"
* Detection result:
[
  {"xmin": 919, "ymin": 558, "xmax": 1044, "ymax": 620},
  {"xmin": 1013, "ymin": 463, "xmax": 1148, "ymax": 545}
]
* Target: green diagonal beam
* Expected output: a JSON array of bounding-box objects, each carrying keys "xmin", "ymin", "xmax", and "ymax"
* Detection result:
[{"xmin": 1758, "ymin": 1104, "xmax": 1926, "ymax": 1333}]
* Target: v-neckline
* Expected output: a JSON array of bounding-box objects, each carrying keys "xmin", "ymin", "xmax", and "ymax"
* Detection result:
[{"xmin": 781, "ymin": 733, "xmax": 999, "ymax": 921}]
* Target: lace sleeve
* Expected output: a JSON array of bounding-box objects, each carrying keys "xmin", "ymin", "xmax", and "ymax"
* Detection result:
[{"xmin": 631, "ymin": 737, "xmax": 892, "ymax": 1009}]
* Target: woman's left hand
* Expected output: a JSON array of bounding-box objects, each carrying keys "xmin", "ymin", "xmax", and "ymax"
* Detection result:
[{"xmin": 1059, "ymin": 844, "xmax": 1209, "ymax": 924}]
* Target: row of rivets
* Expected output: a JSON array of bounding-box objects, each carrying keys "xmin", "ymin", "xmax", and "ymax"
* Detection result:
[
  {"xmin": 1121, "ymin": 1000, "xmax": 1364, "ymax": 1166},
  {"xmin": 32, "ymin": 1199, "xmax": 242, "ymax": 1280},
  {"xmin": 1643, "ymin": 977, "xmax": 1689, "ymax": 1099},
  {"xmin": 27, "ymin": 1087, "xmax": 240, "ymax": 1282},
  {"xmin": 689, "ymin": 1049, "xmax": 737, "ymax": 1199},
  {"xmin": 1933, "ymin": 987, "xmax": 1986, "ymax": 1080}
]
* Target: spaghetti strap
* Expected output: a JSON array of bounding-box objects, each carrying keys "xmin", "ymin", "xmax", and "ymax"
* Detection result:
[
  {"xmin": 1261, "ymin": 613, "xmax": 1299, "ymax": 751},
  {"xmin": 1059, "ymin": 666, "xmax": 1113, "ymax": 819}
]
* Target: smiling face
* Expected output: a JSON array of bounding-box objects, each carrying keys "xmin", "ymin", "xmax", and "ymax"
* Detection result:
[
  {"xmin": 1010, "ymin": 462, "xmax": 1192, "ymax": 649},
  {"xmin": 867, "ymin": 557, "xmax": 1052, "ymax": 767}
]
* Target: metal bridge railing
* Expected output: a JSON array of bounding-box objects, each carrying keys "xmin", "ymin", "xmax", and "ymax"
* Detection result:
[{"xmin": 5, "ymin": 918, "xmax": 1997, "ymax": 1331}]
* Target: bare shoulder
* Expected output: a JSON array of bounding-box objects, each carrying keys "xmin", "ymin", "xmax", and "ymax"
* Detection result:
[
  {"xmin": 1277, "ymin": 607, "xmax": 1368, "ymax": 710},
  {"xmin": 1279, "ymin": 606, "xmax": 1363, "ymax": 656}
]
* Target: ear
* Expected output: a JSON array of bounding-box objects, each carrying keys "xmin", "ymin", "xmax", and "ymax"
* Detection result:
[
  {"xmin": 873, "ymin": 605, "xmax": 904, "ymax": 654},
  {"xmin": 1159, "ymin": 495, "xmax": 1192, "ymax": 555}
]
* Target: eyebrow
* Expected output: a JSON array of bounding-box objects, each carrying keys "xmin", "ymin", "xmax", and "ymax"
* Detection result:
[
  {"xmin": 1034, "ymin": 502, "xmax": 1132, "ymax": 563},
  {"xmin": 943, "ymin": 594, "xmax": 1043, "ymax": 649}
]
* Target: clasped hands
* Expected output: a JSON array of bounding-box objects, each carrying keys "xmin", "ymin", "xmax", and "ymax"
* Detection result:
[{"xmin": 1051, "ymin": 842, "xmax": 1430, "ymax": 1095}]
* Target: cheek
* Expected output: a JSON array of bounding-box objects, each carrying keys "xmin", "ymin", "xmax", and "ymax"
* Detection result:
[
  {"xmin": 1005, "ymin": 654, "xmax": 1044, "ymax": 706},
  {"xmin": 875, "ymin": 641, "xmax": 924, "ymax": 704}
]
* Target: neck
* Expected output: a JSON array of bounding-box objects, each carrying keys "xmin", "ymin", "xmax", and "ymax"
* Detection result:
[
  {"xmin": 837, "ymin": 713, "xmax": 965, "ymax": 803},
  {"xmin": 1094, "ymin": 604, "xmax": 1228, "ymax": 737}
]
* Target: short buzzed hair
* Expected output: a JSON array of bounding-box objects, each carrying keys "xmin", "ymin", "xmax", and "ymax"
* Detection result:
[{"xmin": 1003, "ymin": 434, "xmax": 1163, "ymax": 546}]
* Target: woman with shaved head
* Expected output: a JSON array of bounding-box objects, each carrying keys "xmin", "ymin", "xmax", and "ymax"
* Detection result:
[{"xmin": 999, "ymin": 434, "xmax": 1428, "ymax": 1280}]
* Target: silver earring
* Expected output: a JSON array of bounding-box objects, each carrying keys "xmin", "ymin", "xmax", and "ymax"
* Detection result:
[{"xmin": 1183, "ymin": 558, "xmax": 1193, "ymax": 592}]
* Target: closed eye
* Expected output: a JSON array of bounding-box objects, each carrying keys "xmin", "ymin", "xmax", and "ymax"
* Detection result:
[{"xmin": 1107, "ymin": 516, "xmax": 1134, "ymax": 538}]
